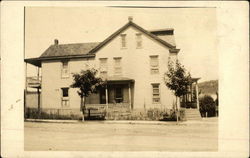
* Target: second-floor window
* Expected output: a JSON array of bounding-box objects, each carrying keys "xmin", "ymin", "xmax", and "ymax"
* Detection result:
[
  {"xmin": 61, "ymin": 87, "xmax": 69, "ymax": 107},
  {"xmin": 150, "ymin": 55, "xmax": 159, "ymax": 74},
  {"xmin": 120, "ymin": 34, "xmax": 126, "ymax": 48},
  {"xmin": 136, "ymin": 33, "xmax": 142, "ymax": 48},
  {"xmin": 99, "ymin": 58, "xmax": 108, "ymax": 79},
  {"xmin": 114, "ymin": 57, "xmax": 122, "ymax": 76},
  {"xmin": 61, "ymin": 61, "xmax": 69, "ymax": 78}
]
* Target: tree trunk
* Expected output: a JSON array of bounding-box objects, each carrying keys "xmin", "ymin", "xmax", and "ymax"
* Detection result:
[
  {"xmin": 81, "ymin": 96, "xmax": 85, "ymax": 121},
  {"xmin": 176, "ymin": 96, "xmax": 179, "ymax": 122}
]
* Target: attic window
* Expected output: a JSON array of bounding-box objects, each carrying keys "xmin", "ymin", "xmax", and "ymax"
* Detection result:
[
  {"xmin": 136, "ymin": 33, "xmax": 142, "ymax": 48},
  {"xmin": 120, "ymin": 34, "xmax": 127, "ymax": 48}
]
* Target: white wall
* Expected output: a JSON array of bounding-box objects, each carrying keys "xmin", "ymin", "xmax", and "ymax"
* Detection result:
[
  {"xmin": 95, "ymin": 26, "xmax": 177, "ymax": 109},
  {"xmin": 41, "ymin": 25, "xmax": 177, "ymax": 110},
  {"xmin": 41, "ymin": 58, "xmax": 95, "ymax": 109}
]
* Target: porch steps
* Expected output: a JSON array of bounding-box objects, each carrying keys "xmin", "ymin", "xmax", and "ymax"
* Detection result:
[{"xmin": 185, "ymin": 109, "xmax": 202, "ymax": 121}]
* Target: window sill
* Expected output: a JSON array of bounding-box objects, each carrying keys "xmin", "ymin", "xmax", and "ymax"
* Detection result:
[
  {"xmin": 150, "ymin": 73, "xmax": 160, "ymax": 75},
  {"xmin": 152, "ymin": 102, "xmax": 161, "ymax": 105},
  {"xmin": 62, "ymin": 97, "xmax": 69, "ymax": 100},
  {"xmin": 61, "ymin": 76, "xmax": 70, "ymax": 79}
]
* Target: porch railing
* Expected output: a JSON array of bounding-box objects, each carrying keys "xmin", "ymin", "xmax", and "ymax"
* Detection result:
[{"xmin": 85, "ymin": 103, "xmax": 130, "ymax": 110}]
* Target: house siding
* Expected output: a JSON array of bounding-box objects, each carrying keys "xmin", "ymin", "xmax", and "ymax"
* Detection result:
[
  {"xmin": 40, "ymin": 25, "xmax": 177, "ymax": 111},
  {"xmin": 94, "ymin": 26, "xmax": 176, "ymax": 109}
]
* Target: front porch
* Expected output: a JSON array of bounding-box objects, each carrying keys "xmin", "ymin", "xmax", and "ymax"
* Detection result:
[
  {"xmin": 180, "ymin": 78, "xmax": 200, "ymax": 109},
  {"xmin": 86, "ymin": 76, "xmax": 134, "ymax": 110}
]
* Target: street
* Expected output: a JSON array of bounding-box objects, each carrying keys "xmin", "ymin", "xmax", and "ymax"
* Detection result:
[{"xmin": 24, "ymin": 118, "xmax": 218, "ymax": 151}]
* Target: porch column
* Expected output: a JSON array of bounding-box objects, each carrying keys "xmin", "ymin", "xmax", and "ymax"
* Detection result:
[
  {"xmin": 24, "ymin": 63, "xmax": 27, "ymax": 118},
  {"xmin": 37, "ymin": 67, "xmax": 41, "ymax": 114},
  {"xmin": 190, "ymin": 83, "xmax": 193, "ymax": 102},
  {"xmin": 105, "ymin": 85, "xmax": 108, "ymax": 109},
  {"xmin": 195, "ymin": 82, "xmax": 200, "ymax": 110},
  {"xmin": 128, "ymin": 83, "xmax": 132, "ymax": 110}
]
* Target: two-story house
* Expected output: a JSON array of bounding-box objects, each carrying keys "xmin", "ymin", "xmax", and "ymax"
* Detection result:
[{"xmin": 25, "ymin": 17, "xmax": 190, "ymax": 118}]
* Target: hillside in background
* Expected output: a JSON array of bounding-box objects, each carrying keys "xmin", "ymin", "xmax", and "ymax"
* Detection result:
[{"xmin": 198, "ymin": 80, "xmax": 218, "ymax": 94}]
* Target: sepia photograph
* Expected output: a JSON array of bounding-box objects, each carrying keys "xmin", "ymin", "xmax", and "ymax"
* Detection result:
[
  {"xmin": 24, "ymin": 6, "xmax": 218, "ymax": 151},
  {"xmin": 1, "ymin": 2, "xmax": 249, "ymax": 158}
]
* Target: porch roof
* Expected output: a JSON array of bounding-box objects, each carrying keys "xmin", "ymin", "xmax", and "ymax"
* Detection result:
[
  {"xmin": 190, "ymin": 77, "xmax": 201, "ymax": 83},
  {"xmin": 106, "ymin": 76, "xmax": 134, "ymax": 83}
]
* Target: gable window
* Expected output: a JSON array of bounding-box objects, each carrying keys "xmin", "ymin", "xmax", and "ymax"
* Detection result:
[
  {"xmin": 61, "ymin": 87, "xmax": 69, "ymax": 107},
  {"xmin": 152, "ymin": 84, "xmax": 160, "ymax": 104},
  {"xmin": 150, "ymin": 55, "xmax": 159, "ymax": 74},
  {"xmin": 136, "ymin": 33, "xmax": 142, "ymax": 48},
  {"xmin": 99, "ymin": 58, "xmax": 108, "ymax": 79},
  {"xmin": 61, "ymin": 61, "xmax": 69, "ymax": 78},
  {"xmin": 120, "ymin": 34, "xmax": 127, "ymax": 48},
  {"xmin": 114, "ymin": 57, "xmax": 122, "ymax": 76}
]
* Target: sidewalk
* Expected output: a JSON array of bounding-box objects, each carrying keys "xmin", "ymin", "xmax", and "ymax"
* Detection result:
[{"xmin": 25, "ymin": 118, "xmax": 218, "ymax": 125}]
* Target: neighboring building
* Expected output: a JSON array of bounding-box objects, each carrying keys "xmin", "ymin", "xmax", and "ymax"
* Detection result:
[
  {"xmin": 25, "ymin": 17, "xmax": 199, "ymax": 117},
  {"xmin": 25, "ymin": 76, "xmax": 41, "ymax": 109}
]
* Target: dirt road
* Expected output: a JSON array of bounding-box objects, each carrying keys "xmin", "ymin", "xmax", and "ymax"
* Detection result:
[{"xmin": 24, "ymin": 118, "xmax": 218, "ymax": 151}]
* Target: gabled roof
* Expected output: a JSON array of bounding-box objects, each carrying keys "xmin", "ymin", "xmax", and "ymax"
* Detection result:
[
  {"xmin": 89, "ymin": 21, "xmax": 176, "ymax": 54},
  {"xmin": 40, "ymin": 42, "xmax": 100, "ymax": 58},
  {"xmin": 25, "ymin": 20, "xmax": 179, "ymax": 67}
]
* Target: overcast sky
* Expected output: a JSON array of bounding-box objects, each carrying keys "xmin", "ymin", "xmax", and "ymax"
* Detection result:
[{"xmin": 25, "ymin": 7, "xmax": 218, "ymax": 82}]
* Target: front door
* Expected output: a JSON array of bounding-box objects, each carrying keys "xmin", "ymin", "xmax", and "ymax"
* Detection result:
[
  {"xmin": 115, "ymin": 86, "xmax": 123, "ymax": 103},
  {"xmin": 99, "ymin": 88, "xmax": 107, "ymax": 104}
]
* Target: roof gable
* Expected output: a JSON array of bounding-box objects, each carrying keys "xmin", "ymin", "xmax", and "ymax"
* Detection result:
[{"xmin": 89, "ymin": 21, "xmax": 176, "ymax": 54}]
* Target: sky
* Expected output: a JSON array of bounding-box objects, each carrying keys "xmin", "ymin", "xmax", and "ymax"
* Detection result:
[{"xmin": 25, "ymin": 7, "xmax": 218, "ymax": 82}]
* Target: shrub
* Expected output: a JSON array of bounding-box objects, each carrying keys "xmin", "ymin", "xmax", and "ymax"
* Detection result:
[
  {"xmin": 25, "ymin": 108, "xmax": 81, "ymax": 120},
  {"xmin": 199, "ymin": 95, "xmax": 216, "ymax": 117},
  {"xmin": 161, "ymin": 108, "xmax": 186, "ymax": 121}
]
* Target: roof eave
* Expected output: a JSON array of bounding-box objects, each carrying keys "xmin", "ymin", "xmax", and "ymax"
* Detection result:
[
  {"xmin": 169, "ymin": 48, "xmax": 180, "ymax": 54},
  {"xmin": 24, "ymin": 54, "xmax": 96, "ymax": 67},
  {"xmin": 24, "ymin": 58, "xmax": 42, "ymax": 67}
]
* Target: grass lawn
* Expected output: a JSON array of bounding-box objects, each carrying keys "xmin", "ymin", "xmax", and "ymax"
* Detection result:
[{"xmin": 24, "ymin": 118, "xmax": 218, "ymax": 151}]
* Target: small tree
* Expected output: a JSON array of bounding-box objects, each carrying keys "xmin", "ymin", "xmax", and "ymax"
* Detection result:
[
  {"xmin": 199, "ymin": 95, "xmax": 215, "ymax": 117},
  {"xmin": 71, "ymin": 68, "xmax": 104, "ymax": 121},
  {"xmin": 164, "ymin": 59, "xmax": 191, "ymax": 122}
]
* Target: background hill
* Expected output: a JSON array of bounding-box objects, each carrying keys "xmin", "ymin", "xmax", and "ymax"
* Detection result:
[{"xmin": 198, "ymin": 80, "xmax": 218, "ymax": 94}]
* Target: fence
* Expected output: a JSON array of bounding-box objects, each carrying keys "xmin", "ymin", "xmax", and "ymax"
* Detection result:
[{"xmin": 25, "ymin": 103, "xmax": 186, "ymax": 121}]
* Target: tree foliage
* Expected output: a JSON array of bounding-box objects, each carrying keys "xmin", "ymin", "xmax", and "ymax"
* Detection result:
[
  {"xmin": 199, "ymin": 95, "xmax": 216, "ymax": 117},
  {"xmin": 164, "ymin": 59, "xmax": 191, "ymax": 97},
  {"xmin": 71, "ymin": 68, "xmax": 105, "ymax": 98}
]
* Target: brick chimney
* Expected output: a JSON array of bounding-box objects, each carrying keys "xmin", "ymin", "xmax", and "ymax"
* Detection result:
[
  {"xmin": 128, "ymin": 16, "xmax": 133, "ymax": 22},
  {"xmin": 54, "ymin": 39, "xmax": 59, "ymax": 45}
]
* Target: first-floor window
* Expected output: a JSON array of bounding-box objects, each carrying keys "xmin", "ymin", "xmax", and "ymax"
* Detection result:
[
  {"xmin": 61, "ymin": 87, "xmax": 69, "ymax": 107},
  {"xmin": 152, "ymin": 84, "xmax": 160, "ymax": 103}
]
